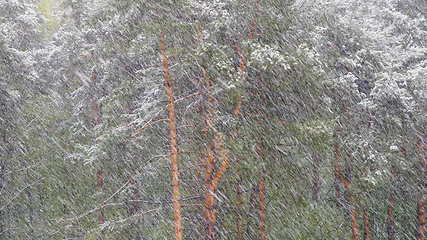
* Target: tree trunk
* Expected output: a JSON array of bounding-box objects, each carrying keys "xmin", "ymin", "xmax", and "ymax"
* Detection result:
[
  {"xmin": 96, "ymin": 169, "xmax": 104, "ymax": 224},
  {"xmin": 344, "ymin": 178, "xmax": 360, "ymax": 240},
  {"xmin": 232, "ymin": 41, "xmax": 246, "ymax": 239},
  {"xmin": 386, "ymin": 193, "xmax": 396, "ymax": 240},
  {"xmin": 203, "ymin": 141, "xmax": 229, "ymax": 240},
  {"xmin": 335, "ymin": 130, "xmax": 360, "ymax": 240},
  {"xmin": 204, "ymin": 146, "xmax": 216, "ymax": 240},
  {"xmin": 160, "ymin": 33, "xmax": 183, "ymax": 240},
  {"xmin": 350, "ymin": 208, "xmax": 360, "ymax": 240},
  {"xmin": 363, "ymin": 210, "xmax": 371, "ymax": 240},
  {"xmin": 201, "ymin": 67, "xmax": 226, "ymax": 240},
  {"xmin": 248, "ymin": 0, "xmax": 261, "ymax": 39},
  {"xmin": 343, "ymin": 160, "xmax": 359, "ymax": 240}
]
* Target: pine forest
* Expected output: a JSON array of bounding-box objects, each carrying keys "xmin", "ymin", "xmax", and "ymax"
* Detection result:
[{"xmin": 0, "ymin": 0, "xmax": 426, "ymax": 239}]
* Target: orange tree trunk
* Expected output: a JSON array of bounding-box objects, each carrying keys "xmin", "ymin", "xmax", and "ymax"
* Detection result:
[
  {"xmin": 96, "ymin": 169, "xmax": 104, "ymax": 224},
  {"xmin": 232, "ymin": 39, "xmax": 246, "ymax": 240},
  {"xmin": 363, "ymin": 210, "xmax": 371, "ymax": 240},
  {"xmin": 204, "ymin": 142, "xmax": 229, "ymax": 240},
  {"xmin": 204, "ymin": 146, "xmax": 216, "ymax": 240},
  {"xmin": 232, "ymin": 2, "xmax": 262, "ymax": 235},
  {"xmin": 201, "ymin": 67, "xmax": 217, "ymax": 240},
  {"xmin": 335, "ymin": 130, "xmax": 360, "ymax": 240},
  {"xmin": 386, "ymin": 193, "xmax": 396, "ymax": 240},
  {"xmin": 160, "ymin": 33, "xmax": 183, "ymax": 240},
  {"xmin": 343, "ymin": 177, "xmax": 360, "ymax": 240}
]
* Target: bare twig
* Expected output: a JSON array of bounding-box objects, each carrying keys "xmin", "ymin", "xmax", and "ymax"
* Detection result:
[
  {"xmin": 132, "ymin": 119, "xmax": 168, "ymax": 137},
  {"xmin": 175, "ymin": 91, "xmax": 202, "ymax": 104},
  {"xmin": 102, "ymin": 179, "xmax": 132, "ymax": 204}
]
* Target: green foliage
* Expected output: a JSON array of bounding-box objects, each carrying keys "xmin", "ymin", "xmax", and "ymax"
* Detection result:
[
  {"xmin": 1, "ymin": 0, "xmax": 426, "ymax": 239},
  {"xmin": 37, "ymin": 0, "xmax": 59, "ymax": 37}
]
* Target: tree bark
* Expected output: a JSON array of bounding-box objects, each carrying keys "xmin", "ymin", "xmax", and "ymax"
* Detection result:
[
  {"xmin": 344, "ymin": 178, "xmax": 360, "ymax": 240},
  {"xmin": 248, "ymin": 0, "xmax": 261, "ymax": 39},
  {"xmin": 160, "ymin": 33, "xmax": 183, "ymax": 240},
  {"xmin": 334, "ymin": 129, "xmax": 360, "ymax": 240},
  {"xmin": 96, "ymin": 169, "xmax": 105, "ymax": 224},
  {"xmin": 204, "ymin": 138, "xmax": 229, "ymax": 240},
  {"xmin": 386, "ymin": 193, "xmax": 396, "ymax": 240},
  {"xmin": 233, "ymin": 41, "xmax": 246, "ymax": 240},
  {"xmin": 204, "ymin": 146, "xmax": 216, "ymax": 240},
  {"xmin": 363, "ymin": 210, "xmax": 371, "ymax": 240}
]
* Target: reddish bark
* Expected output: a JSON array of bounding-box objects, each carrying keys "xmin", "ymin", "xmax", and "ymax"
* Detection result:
[
  {"xmin": 96, "ymin": 169, "xmax": 104, "ymax": 192},
  {"xmin": 335, "ymin": 133, "xmax": 360, "ymax": 240},
  {"xmin": 160, "ymin": 33, "xmax": 183, "ymax": 240},
  {"xmin": 200, "ymin": 67, "xmax": 230, "ymax": 240},
  {"xmin": 248, "ymin": 0, "xmax": 261, "ymax": 39},
  {"xmin": 90, "ymin": 70, "xmax": 102, "ymax": 126},
  {"xmin": 96, "ymin": 169, "xmax": 105, "ymax": 224},
  {"xmin": 350, "ymin": 208, "xmax": 360, "ymax": 240},
  {"xmin": 344, "ymin": 180, "xmax": 360, "ymax": 240},
  {"xmin": 204, "ymin": 146, "xmax": 216, "ymax": 240},
  {"xmin": 203, "ymin": 142, "xmax": 229, "ymax": 240},
  {"xmin": 363, "ymin": 210, "xmax": 371, "ymax": 240},
  {"xmin": 386, "ymin": 195, "xmax": 396, "ymax": 240},
  {"xmin": 343, "ymin": 175, "xmax": 360, "ymax": 240}
]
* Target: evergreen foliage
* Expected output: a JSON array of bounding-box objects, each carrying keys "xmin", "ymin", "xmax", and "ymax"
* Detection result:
[{"xmin": 0, "ymin": 0, "xmax": 426, "ymax": 239}]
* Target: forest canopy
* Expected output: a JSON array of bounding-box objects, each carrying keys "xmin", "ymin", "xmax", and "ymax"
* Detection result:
[{"xmin": 0, "ymin": 0, "xmax": 426, "ymax": 239}]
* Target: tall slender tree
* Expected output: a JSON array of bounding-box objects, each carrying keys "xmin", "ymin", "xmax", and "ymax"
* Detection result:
[{"xmin": 160, "ymin": 33, "xmax": 183, "ymax": 240}]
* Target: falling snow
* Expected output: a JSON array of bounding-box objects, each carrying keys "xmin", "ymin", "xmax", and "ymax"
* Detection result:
[{"xmin": 1, "ymin": 0, "xmax": 426, "ymax": 239}]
